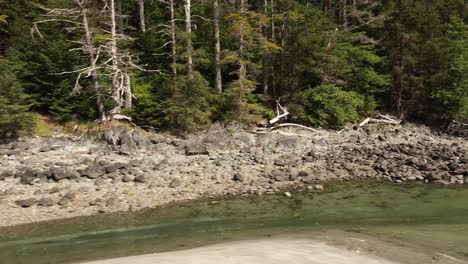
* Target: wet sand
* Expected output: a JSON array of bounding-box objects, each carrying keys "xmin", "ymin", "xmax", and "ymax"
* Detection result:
[{"xmin": 81, "ymin": 238, "xmax": 400, "ymax": 264}]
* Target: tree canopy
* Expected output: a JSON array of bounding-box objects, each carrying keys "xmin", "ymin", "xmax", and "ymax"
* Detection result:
[{"xmin": 0, "ymin": 0, "xmax": 466, "ymax": 135}]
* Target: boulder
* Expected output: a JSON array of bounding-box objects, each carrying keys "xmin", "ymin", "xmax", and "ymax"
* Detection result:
[
  {"xmin": 134, "ymin": 175, "xmax": 147, "ymax": 183},
  {"xmin": 233, "ymin": 173, "xmax": 245, "ymax": 182},
  {"xmin": 15, "ymin": 198, "xmax": 38, "ymax": 208},
  {"xmin": 122, "ymin": 175, "xmax": 134, "ymax": 182},
  {"xmin": 37, "ymin": 197, "xmax": 55, "ymax": 207},
  {"xmin": 80, "ymin": 165, "xmax": 106, "ymax": 179},
  {"xmin": 58, "ymin": 197, "xmax": 71, "ymax": 207},
  {"xmin": 94, "ymin": 179, "xmax": 107, "ymax": 186},
  {"xmin": 19, "ymin": 170, "xmax": 40, "ymax": 185},
  {"xmin": 184, "ymin": 142, "xmax": 208, "ymax": 156},
  {"xmin": 169, "ymin": 179, "xmax": 181, "ymax": 188}
]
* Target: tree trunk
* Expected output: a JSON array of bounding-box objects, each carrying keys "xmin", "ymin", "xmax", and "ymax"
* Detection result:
[
  {"xmin": 110, "ymin": 0, "xmax": 121, "ymax": 116},
  {"xmin": 76, "ymin": 0, "xmax": 106, "ymax": 121},
  {"xmin": 170, "ymin": 0, "xmax": 177, "ymax": 78},
  {"xmin": 270, "ymin": 0, "xmax": 277, "ymax": 98},
  {"xmin": 279, "ymin": 6, "xmax": 286, "ymax": 94},
  {"xmin": 184, "ymin": 0, "xmax": 193, "ymax": 78},
  {"xmin": 239, "ymin": 0, "xmax": 246, "ymax": 83},
  {"xmin": 262, "ymin": 0, "xmax": 269, "ymax": 95},
  {"xmin": 339, "ymin": 0, "xmax": 347, "ymax": 28},
  {"xmin": 124, "ymin": 74, "xmax": 132, "ymax": 109},
  {"xmin": 116, "ymin": 0, "xmax": 124, "ymax": 34},
  {"xmin": 139, "ymin": 0, "xmax": 146, "ymax": 32},
  {"xmin": 213, "ymin": 0, "xmax": 222, "ymax": 93}
]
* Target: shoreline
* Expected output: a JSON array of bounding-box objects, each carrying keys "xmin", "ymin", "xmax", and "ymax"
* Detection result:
[
  {"xmin": 78, "ymin": 231, "xmax": 468, "ymax": 264},
  {"xmin": 0, "ymin": 123, "xmax": 467, "ymax": 227},
  {"xmin": 79, "ymin": 238, "xmax": 401, "ymax": 264}
]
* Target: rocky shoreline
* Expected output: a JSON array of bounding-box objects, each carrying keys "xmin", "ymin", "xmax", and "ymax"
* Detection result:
[{"xmin": 0, "ymin": 123, "xmax": 467, "ymax": 227}]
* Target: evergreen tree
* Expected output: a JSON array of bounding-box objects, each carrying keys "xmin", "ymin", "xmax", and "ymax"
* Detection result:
[{"xmin": 0, "ymin": 57, "xmax": 33, "ymax": 138}]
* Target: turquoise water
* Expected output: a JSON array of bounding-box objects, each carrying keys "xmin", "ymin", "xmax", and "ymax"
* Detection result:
[{"xmin": 1, "ymin": 182, "xmax": 468, "ymax": 263}]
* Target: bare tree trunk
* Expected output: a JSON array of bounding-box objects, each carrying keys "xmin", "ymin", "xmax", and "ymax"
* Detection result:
[
  {"xmin": 170, "ymin": 0, "xmax": 177, "ymax": 78},
  {"xmin": 116, "ymin": 0, "xmax": 124, "ymax": 34},
  {"xmin": 76, "ymin": 0, "xmax": 106, "ymax": 121},
  {"xmin": 239, "ymin": 0, "xmax": 246, "ymax": 83},
  {"xmin": 262, "ymin": 0, "xmax": 269, "ymax": 95},
  {"xmin": 213, "ymin": 0, "xmax": 222, "ymax": 93},
  {"xmin": 339, "ymin": 0, "xmax": 347, "ymax": 28},
  {"xmin": 270, "ymin": 0, "xmax": 277, "ymax": 98},
  {"xmin": 110, "ymin": 0, "xmax": 121, "ymax": 116},
  {"xmin": 184, "ymin": 0, "xmax": 193, "ymax": 78},
  {"xmin": 279, "ymin": 5, "xmax": 286, "ymax": 94},
  {"xmin": 124, "ymin": 74, "xmax": 132, "ymax": 109},
  {"xmin": 139, "ymin": 0, "xmax": 146, "ymax": 32}
]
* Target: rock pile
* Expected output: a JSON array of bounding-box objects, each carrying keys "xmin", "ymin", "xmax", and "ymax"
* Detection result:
[{"xmin": 0, "ymin": 122, "xmax": 466, "ymax": 227}]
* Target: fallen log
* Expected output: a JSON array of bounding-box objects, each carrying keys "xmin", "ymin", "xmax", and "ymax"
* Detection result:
[
  {"xmin": 274, "ymin": 123, "xmax": 320, "ymax": 132},
  {"xmin": 359, "ymin": 115, "xmax": 402, "ymax": 127}
]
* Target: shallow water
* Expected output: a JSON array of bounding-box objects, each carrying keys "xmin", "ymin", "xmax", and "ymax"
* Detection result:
[{"xmin": 1, "ymin": 182, "xmax": 468, "ymax": 264}]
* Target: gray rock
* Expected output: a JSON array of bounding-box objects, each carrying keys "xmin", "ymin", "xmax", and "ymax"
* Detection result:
[
  {"xmin": 37, "ymin": 197, "xmax": 55, "ymax": 207},
  {"xmin": 58, "ymin": 197, "xmax": 71, "ymax": 206},
  {"xmin": 63, "ymin": 192, "xmax": 76, "ymax": 200},
  {"xmin": 94, "ymin": 179, "xmax": 107, "ymax": 186},
  {"xmin": 185, "ymin": 142, "xmax": 208, "ymax": 156},
  {"xmin": 80, "ymin": 165, "xmax": 106, "ymax": 179},
  {"xmin": 169, "ymin": 179, "xmax": 181, "ymax": 188},
  {"xmin": 39, "ymin": 146, "xmax": 51, "ymax": 152},
  {"xmin": 122, "ymin": 175, "xmax": 134, "ymax": 182},
  {"xmin": 134, "ymin": 175, "xmax": 147, "ymax": 183},
  {"xmin": 274, "ymin": 159, "xmax": 286, "ymax": 166},
  {"xmin": 428, "ymin": 172, "xmax": 443, "ymax": 181},
  {"xmin": 105, "ymin": 197, "xmax": 118, "ymax": 207},
  {"xmin": 233, "ymin": 173, "xmax": 245, "ymax": 182},
  {"xmin": 49, "ymin": 187, "xmax": 60, "ymax": 194},
  {"xmin": 16, "ymin": 198, "xmax": 38, "ymax": 208}
]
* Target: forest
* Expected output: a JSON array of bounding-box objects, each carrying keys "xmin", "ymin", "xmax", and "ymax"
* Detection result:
[{"xmin": 0, "ymin": 0, "xmax": 466, "ymax": 137}]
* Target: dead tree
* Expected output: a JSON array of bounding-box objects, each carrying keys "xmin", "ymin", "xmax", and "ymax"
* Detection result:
[
  {"xmin": 139, "ymin": 0, "xmax": 146, "ymax": 32},
  {"xmin": 170, "ymin": 0, "xmax": 178, "ymax": 78},
  {"xmin": 213, "ymin": 0, "xmax": 222, "ymax": 93},
  {"xmin": 262, "ymin": 0, "xmax": 269, "ymax": 95},
  {"xmin": 184, "ymin": 0, "xmax": 193, "ymax": 78},
  {"xmin": 109, "ymin": 0, "xmax": 122, "ymax": 116},
  {"xmin": 76, "ymin": 0, "xmax": 106, "ymax": 121}
]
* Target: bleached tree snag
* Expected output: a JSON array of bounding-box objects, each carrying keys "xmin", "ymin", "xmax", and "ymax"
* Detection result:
[
  {"xmin": 139, "ymin": 0, "xmax": 146, "ymax": 32},
  {"xmin": 269, "ymin": 100, "xmax": 289, "ymax": 124},
  {"xmin": 76, "ymin": 0, "xmax": 106, "ymax": 121},
  {"xmin": 262, "ymin": 0, "xmax": 269, "ymax": 95},
  {"xmin": 359, "ymin": 117, "xmax": 371, "ymax": 127},
  {"xmin": 184, "ymin": 0, "xmax": 193, "ymax": 78},
  {"xmin": 109, "ymin": 0, "xmax": 122, "ymax": 116},
  {"xmin": 124, "ymin": 74, "xmax": 132, "ymax": 109},
  {"xmin": 169, "ymin": 0, "xmax": 177, "ymax": 78},
  {"xmin": 213, "ymin": 0, "xmax": 222, "ymax": 93}
]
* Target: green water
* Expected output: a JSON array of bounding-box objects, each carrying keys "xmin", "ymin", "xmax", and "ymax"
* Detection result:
[{"xmin": 1, "ymin": 182, "xmax": 468, "ymax": 264}]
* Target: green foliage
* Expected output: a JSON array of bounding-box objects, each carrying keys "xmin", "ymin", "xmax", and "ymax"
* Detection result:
[
  {"xmin": 428, "ymin": 16, "xmax": 468, "ymax": 122},
  {"xmin": 301, "ymin": 84, "xmax": 364, "ymax": 128},
  {"xmin": 162, "ymin": 72, "xmax": 215, "ymax": 133},
  {"xmin": 0, "ymin": 0, "xmax": 465, "ymax": 133},
  {"xmin": 0, "ymin": 57, "xmax": 34, "ymax": 138}
]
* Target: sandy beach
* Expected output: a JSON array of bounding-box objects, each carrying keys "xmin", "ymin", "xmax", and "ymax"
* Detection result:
[{"xmin": 81, "ymin": 238, "xmax": 400, "ymax": 264}]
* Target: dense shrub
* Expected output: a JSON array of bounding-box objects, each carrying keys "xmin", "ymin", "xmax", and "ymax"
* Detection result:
[{"xmin": 301, "ymin": 84, "xmax": 364, "ymax": 128}]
